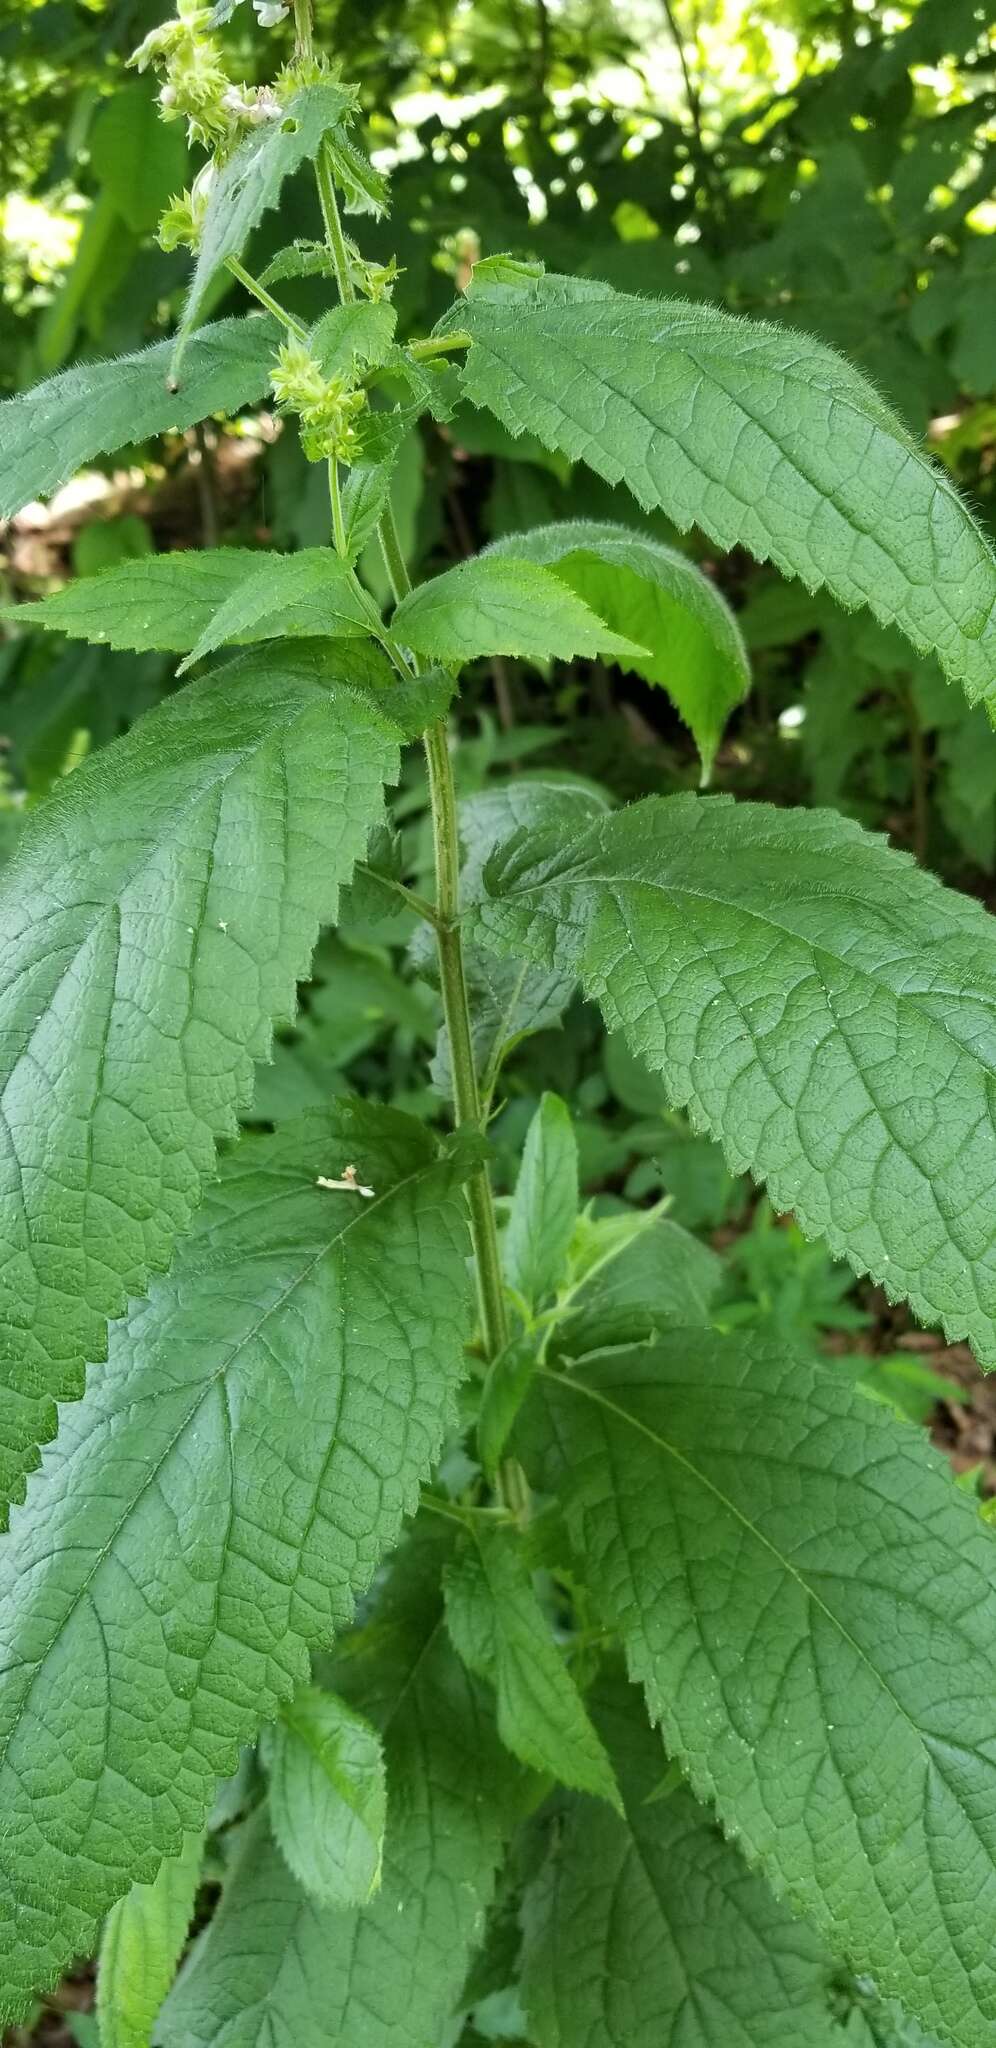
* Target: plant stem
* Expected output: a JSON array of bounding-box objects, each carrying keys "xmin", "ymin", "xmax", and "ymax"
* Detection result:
[
  {"xmin": 424, "ymin": 719, "xmax": 508, "ymax": 1360},
  {"xmin": 292, "ymin": 0, "xmax": 313, "ymax": 59},
  {"xmin": 328, "ymin": 457, "xmax": 347, "ymax": 556},
  {"xmin": 308, "ymin": 65, "xmax": 509, "ymax": 1361},
  {"xmin": 316, "ymin": 148, "xmax": 356, "ymax": 302},
  {"xmin": 225, "ymin": 256, "xmax": 307, "ymax": 337}
]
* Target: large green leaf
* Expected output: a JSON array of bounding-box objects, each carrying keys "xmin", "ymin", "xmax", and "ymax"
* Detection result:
[
  {"xmin": 444, "ymin": 1527, "xmax": 620, "ymax": 1809},
  {"xmin": 441, "ymin": 271, "xmax": 996, "ymax": 711},
  {"xmin": 519, "ymin": 1335, "xmax": 996, "ymax": 2045},
  {"xmin": 0, "ymin": 654, "xmax": 397, "ymax": 1517},
  {"xmin": 0, "ymin": 317, "xmax": 278, "ymax": 519},
  {"xmin": 159, "ymin": 1536, "xmax": 510, "ymax": 2048},
  {"xmin": 3, "ymin": 548, "xmax": 371, "ymax": 657},
  {"xmin": 0, "ymin": 1104, "xmax": 473, "ymax": 2020},
  {"xmin": 522, "ymin": 1671, "xmax": 844, "ymax": 2047},
  {"xmin": 486, "ymin": 521, "xmax": 750, "ymax": 776},
  {"xmin": 175, "ymin": 81, "xmax": 354, "ymax": 364},
  {"xmin": 479, "ymin": 793, "xmax": 996, "ymax": 1363},
  {"xmin": 96, "ymin": 1833, "xmax": 203, "ymax": 2048},
  {"xmin": 391, "ymin": 555, "xmax": 646, "ymax": 665}
]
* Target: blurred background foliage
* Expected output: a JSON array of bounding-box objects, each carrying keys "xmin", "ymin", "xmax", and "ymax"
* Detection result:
[{"xmin": 2, "ymin": 0, "xmax": 996, "ymax": 1500}]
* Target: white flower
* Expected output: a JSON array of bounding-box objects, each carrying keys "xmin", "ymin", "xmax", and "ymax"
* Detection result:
[
  {"xmin": 220, "ymin": 84, "xmax": 255, "ymax": 116},
  {"xmin": 250, "ymin": 84, "xmax": 283, "ymax": 121},
  {"xmin": 159, "ymin": 82, "xmax": 178, "ymax": 107},
  {"xmin": 253, "ymin": 1, "xmax": 289, "ymax": 24}
]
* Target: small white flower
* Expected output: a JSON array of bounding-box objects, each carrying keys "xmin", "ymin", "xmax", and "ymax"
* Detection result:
[
  {"xmin": 250, "ymin": 84, "xmax": 283, "ymax": 121},
  {"xmin": 220, "ymin": 84, "xmax": 255, "ymax": 116},
  {"xmin": 159, "ymin": 82, "xmax": 178, "ymax": 107},
  {"xmin": 253, "ymin": 0, "xmax": 289, "ymax": 24}
]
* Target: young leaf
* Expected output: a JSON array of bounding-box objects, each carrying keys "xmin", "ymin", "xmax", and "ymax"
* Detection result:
[
  {"xmin": 175, "ymin": 81, "xmax": 355, "ymax": 361},
  {"xmin": 445, "ymin": 1528, "xmax": 621, "ymax": 1810},
  {"xmin": 96, "ymin": 1832, "xmax": 203, "ymax": 2048},
  {"xmin": 308, "ymin": 300, "xmax": 396, "ymax": 379},
  {"xmin": 429, "ymin": 778, "xmax": 610, "ymax": 1100},
  {"xmin": 177, "ymin": 547, "xmax": 376, "ymax": 670},
  {"xmin": 0, "ymin": 1103, "xmax": 474, "ymax": 2021},
  {"xmin": 486, "ymin": 521, "xmax": 750, "ymax": 777},
  {"xmin": 2, "ymin": 547, "xmax": 370, "ymax": 656},
  {"xmin": 0, "ymin": 653, "xmax": 398, "ymax": 1519},
  {"xmin": 522, "ymin": 1671, "xmax": 845, "ymax": 2048},
  {"xmin": 553, "ymin": 1212, "xmax": 723, "ymax": 1360},
  {"xmin": 159, "ymin": 1540, "xmax": 511, "ymax": 2048},
  {"xmin": 519, "ymin": 1334, "xmax": 996, "ymax": 2045},
  {"xmin": 503, "ymin": 1093, "xmax": 578, "ymax": 1312},
  {"xmin": 268, "ymin": 1686, "xmax": 386, "ymax": 1909},
  {"xmin": 442, "ymin": 271, "xmax": 996, "ymax": 711},
  {"xmin": 391, "ymin": 556, "xmax": 647, "ymax": 665},
  {"xmin": 479, "ymin": 793, "xmax": 996, "ymax": 1364},
  {"xmin": 0, "ymin": 316, "xmax": 279, "ymax": 519}
]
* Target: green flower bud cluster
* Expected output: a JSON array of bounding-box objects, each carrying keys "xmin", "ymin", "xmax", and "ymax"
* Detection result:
[
  {"xmin": 270, "ymin": 339, "xmax": 368, "ymax": 462},
  {"xmin": 130, "ymin": 2, "xmax": 231, "ymax": 146},
  {"xmin": 131, "ymin": 0, "xmax": 289, "ymax": 149}
]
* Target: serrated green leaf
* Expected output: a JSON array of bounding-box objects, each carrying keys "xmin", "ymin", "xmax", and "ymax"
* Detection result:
[
  {"xmin": 1, "ymin": 548, "xmax": 370, "ymax": 656},
  {"xmin": 259, "ymin": 239, "xmax": 336, "ymax": 286},
  {"xmin": 0, "ymin": 316, "xmax": 278, "ymax": 519},
  {"xmin": 442, "ymin": 272, "xmax": 996, "ymax": 712},
  {"xmin": 322, "ymin": 129, "xmax": 389, "ymax": 216},
  {"xmin": 445, "ymin": 1528, "xmax": 621, "ymax": 1810},
  {"xmin": 486, "ymin": 521, "xmax": 749, "ymax": 777},
  {"xmin": 158, "ymin": 1540, "xmax": 509, "ymax": 2048},
  {"xmin": 89, "ymin": 82, "xmax": 188, "ymax": 234},
  {"xmin": 177, "ymin": 548, "xmax": 376, "ymax": 671},
  {"xmin": 522, "ymin": 1670, "xmax": 845, "ymax": 2047},
  {"xmin": 341, "ymin": 458, "xmax": 402, "ymax": 562},
  {"xmin": 308, "ymin": 299, "xmax": 396, "ymax": 379},
  {"xmin": 504, "ymin": 1093, "xmax": 577, "ymax": 1312},
  {"xmin": 479, "ymin": 793, "xmax": 996, "ymax": 1364},
  {"xmin": 96, "ymin": 1831, "xmax": 203, "ymax": 2048},
  {"xmin": 0, "ymin": 1102, "xmax": 473, "ymax": 2021},
  {"xmin": 519, "ymin": 1334, "xmax": 996, "ymax": 2045},
  {"xmin": 175, "ymin": 82, "xmax": 355, "ymax": 366},
  {"xmin": 0, "ymin": 654, "xmax": 397, "ymax": 1519},
  {"xmin": 392, "ymin": 556, "xmax": 647, "ymax": 666},
  {"xmin": 268, "ymin": 1686, "xmax": 386, "ymax": 1909}
]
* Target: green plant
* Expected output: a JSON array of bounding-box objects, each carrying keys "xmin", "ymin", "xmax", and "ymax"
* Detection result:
[{"xmin": 2, "ymin": 4, "xmax": 996, "ymax": 2043}]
